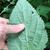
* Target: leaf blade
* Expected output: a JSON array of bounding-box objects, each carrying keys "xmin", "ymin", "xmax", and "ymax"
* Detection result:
[{"xmin": 8, "ymin": 0, "xmax": 48, "ymax": 50}]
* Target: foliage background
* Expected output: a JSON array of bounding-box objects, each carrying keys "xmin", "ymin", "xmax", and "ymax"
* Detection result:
[{"xmin": 0, "ymin": 0, "xmax": 50, "ymax": 50}]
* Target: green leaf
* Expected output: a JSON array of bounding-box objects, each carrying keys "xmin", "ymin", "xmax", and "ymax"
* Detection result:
[
  {"xmin": 36, "ymin": 5, "xmax": 50, "ymax": 19},
  {"xmin": 8, "ymin": 0, "xmax": 48, "ymax": 50},
  {"xmin": 28, "ymin": 0, "xmax": 43, "ymax": 7},
  {"xmin": 45, "ymin": 22, "xmax": 50, "ymax": 29}
]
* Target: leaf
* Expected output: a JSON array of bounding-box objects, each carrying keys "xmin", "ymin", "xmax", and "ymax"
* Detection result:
[
  {"xmin": 36, "ymin": 5, "xmax": 50, "ymax": 19},
  {"xmin": 45, "ymin": 22, "xmax": 50, "ymax": 29},
  {"xmin": 8, "ymin": 0, "xmax": 48, "ymax": 50},
  {"xmin": 28, "ymin": 0, "xmax": 43, "ymax": 7}
]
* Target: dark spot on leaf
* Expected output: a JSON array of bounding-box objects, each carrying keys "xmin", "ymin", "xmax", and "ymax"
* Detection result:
[{"xmin": 32, "ymin": 11, "xmax": 34, "ymax": 14}]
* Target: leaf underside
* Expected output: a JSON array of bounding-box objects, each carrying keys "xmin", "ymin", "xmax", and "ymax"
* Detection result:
[{"xmin": 8, "ymin": 0, "xmax": 48, "ymax": 50}]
